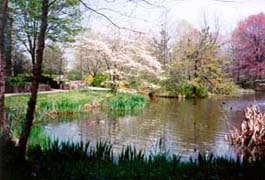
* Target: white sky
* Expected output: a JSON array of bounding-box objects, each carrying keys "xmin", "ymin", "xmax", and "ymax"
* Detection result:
[
  {"xmin": 84, "ymin": 0, "xmax": 265, "ymax": 37},
  {"xmin": 65, "ymin": 0, "xmax": 265, "ymax": 68}
]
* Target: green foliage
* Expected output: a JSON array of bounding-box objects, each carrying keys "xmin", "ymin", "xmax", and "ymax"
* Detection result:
[
  {"xmin": 91, "ymin": 74, "xmax": 108, "ymax": 87},
  {"xmin": 105, "ymin": 93, "xmax": 146, "ymax": 110},
  {"xmin": 38, "ymin": 98, "xmax": 82, "ymax": 113},
  {"xmin": 6, "ymin": 109, "xmax": 26, "ymax": 137},
  {"xmin": 177, "ymin": 85, "xmax": 194, "ymax": 98},
  {"xmin": 5, "ymin": 91, "xmax": 147, "ymax": 121},
  {"xmin": 5, "ymin": 108, "xmax": 50, "ymax": 148},
  {"xmin": 163, "ymin": 79, "xmax": 208, "ymax": 98},
  {"xmin": 12, "ymin": 0, "xmax": 82, "ymax": 44},
  {"xmin": 3, "ymin": 138, "xmax": 265, "ymax": 179},
  {"xmin": 66, "ymin": 69, "xmax": 82, "ymax": 80},
  {"xmin": 6, "ymin": 76, "xmax": 30, "ymax": 86},
  {"xmin": 43, "ymin": 44, "xmax": 66, "ymax": 76},
  {"xmin": 28, "ymin": 126, "xmax": 51, "ymax": 149},
  {"xmin": 196, "ymin": 87, "xmax": 208, "ymax": 97},
  {"xmin": 119, "ymin": 145, "xmax": 145, "ymax": 163},
  {"xmin": 212, "ymin": 79, "xmax": 237, "ymax": 95},
  {"xmin": 166, "ymin": 26, "xmax": 235, "ymax": 97}
]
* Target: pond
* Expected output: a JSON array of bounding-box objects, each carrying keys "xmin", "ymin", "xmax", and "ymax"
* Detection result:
[{"xmin": 45, "ymin": 93, "xmax": 265, "ymax": 160}]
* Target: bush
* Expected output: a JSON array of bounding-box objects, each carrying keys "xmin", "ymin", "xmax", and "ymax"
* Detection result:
[
  {"xmin": 91, "ymin": 74, "xmax": 108, "ymax": 87},
  {"xmin": 167, "ymin": 85, "xmax": 208, "ymax": 98},
  {"xmin": 178, "ymin": 85, "xmax": 193, "ymax": 98},
  {"xmin": 6, "ymin": 76, "xmax": 30, "ymax": 86},
  {"xmin": 67, "ymin": 69, "xmax": 82, "ymax": 81},
  {"xmin": 196, "ymin": 87, "xmax": 208, "ymax": 97}
]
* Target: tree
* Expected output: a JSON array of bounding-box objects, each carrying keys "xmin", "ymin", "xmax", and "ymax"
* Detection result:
[
  {"xmin": 167, "ymin": 25, "xmax": 234, "ymax": 96},
  {"xmin": 5, "ymin": 6, "xmax": 13, "ymax": 76},
  {"xmin": 13, "ymin": 49, "xmax": 31, "ymax": 75},
  {"xmin": 153, "ymin": 23, "xmax": 170, "ymax": 67},
  {"xmin": 74, "ymin": 32, "xmax": 162, "ymax": 92},
  {"xmin": 0, "ymin": 0, "xmax": 10, "ymax": 141},
  {"xmin": 43, "ymin": 45, "xmax": 66, "ymax": 78},
  {"xmin": 74, "ymin": 32, "xmax": 111, "ymax": 78},
  {"xmin": 232, "ymin": 13, "xmax": 265, "ymax": 86},
  {"xmin": 18, "ymin": 0, "xmax": 49, "ymax": 159},
  {"xmin": 11, "ymin": 0, "xmax": 81, "ymax": 65}
]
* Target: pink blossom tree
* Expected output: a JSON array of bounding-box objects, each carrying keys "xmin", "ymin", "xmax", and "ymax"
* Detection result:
[{"xmin": 232, "ymin": 13, "xmax": 265, "ymax": 86}]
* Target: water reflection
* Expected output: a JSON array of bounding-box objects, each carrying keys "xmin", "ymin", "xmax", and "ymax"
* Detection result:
[{"xmin": 45, "ymin": 93, "xmax": 265, "ymax": 160}]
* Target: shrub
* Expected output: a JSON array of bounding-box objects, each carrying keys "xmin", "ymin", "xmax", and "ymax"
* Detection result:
[
  {"xmin": 196, "ymin": 87, "xmax": 208, "ymax": 97},
  {"xmin": 91, "ymin": 74, "xmax": 108, "ymax": 87},
  {"xmin": 85, "ymin": 75, "xmax": 93, "ymax": 85},
  {"xmin": 6, "ymin": 76, "xmax": 30, "ymax": 86}
]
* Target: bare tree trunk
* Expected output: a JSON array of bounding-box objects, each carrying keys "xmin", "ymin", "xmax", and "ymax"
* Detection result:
[
  {"xmin": 18, "ymin": 0, "xmax": 49, "ymax": 159},
  {"xmin": 0, "ymin": 0, "xmax": 10, "ymax": 141}
]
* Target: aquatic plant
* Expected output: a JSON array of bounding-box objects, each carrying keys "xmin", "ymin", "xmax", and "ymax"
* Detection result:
[
  {"xmin": 6, "ymin": 91, "xmax": 147, "ymax": 119},
  {"xmin": 3, "ymin": 137, "xmax": 265, "ymax": 179},
  {"xmin": 28, "ymin": 126, "xmax": 51, "ymax": 149},
  {"xmin": 226, "ymin": 105, "xmax": 265, "ymax": 148},
  {"xmin": 105, "ymin": 93, "xmax": 146, "ymax": 110},
  {"xmin": 6, "ymin": 140, "xmax": 265, "ymax": 179},
  {"xmin": 119, "ymin": 145, "xmax": 145, "ymax": 163}
]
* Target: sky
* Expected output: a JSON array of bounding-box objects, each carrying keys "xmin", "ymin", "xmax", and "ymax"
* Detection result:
[
  {"xmin": 65, "ymin": 0, "xmax": 265, "ymax": 67},
  {"xmin": 84, "ymin": 0, "xmax": 265, "ymax": 37}
]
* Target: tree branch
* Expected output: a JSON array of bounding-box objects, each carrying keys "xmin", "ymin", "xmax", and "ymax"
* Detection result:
[
  {"xmin": 80, "ymin": 0, "xmax": 145, "ymax": 34},
  {"xmin": 48, "ymin": 0, "xmax": 58, "ymax": 7}
]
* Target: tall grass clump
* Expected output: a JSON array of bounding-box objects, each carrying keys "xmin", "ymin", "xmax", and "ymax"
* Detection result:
[
  {"xmin": 24, "ymin": 140, "xmax": 265, "ymax": 179},
  {"xmin": 4, "ymin": 138, "xmax": 265, "ymax": 179},
  {"xmin": 105, "ymin": 93, "xmax": 146, "ymax": 110},
  {"xmin": 119, "ymin": 145, "xmax": 145, "ymax": 163},
  {"xmin": 28, "ymin": 126, "xmax": 51, "ymax": 149},
  {"xmin": 6, "ymin": 91, "xmax": 148, "ymax": 117},
  {"xmin": 6, "ymin": 108, "xmax": 26, "ymax": 137},
  {"xmin": 38, "ymin": 98, "xmax": 82, "ymax": 113}
]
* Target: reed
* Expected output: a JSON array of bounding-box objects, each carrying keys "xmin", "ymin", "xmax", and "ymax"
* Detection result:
[
  {"xmin": 105, "ymin": 93, "xmax": 146, "ymax": 110},
  {"xmin": 5, "ymin": 91, "xmax": 147, "ymax": 119},
  {"xmin": 119, "ymin": 145, "xmax": 145, "ymax": 163},
  {"xmin": 3, "ymin": 137, "xmax": 265, "ymax": 179}
]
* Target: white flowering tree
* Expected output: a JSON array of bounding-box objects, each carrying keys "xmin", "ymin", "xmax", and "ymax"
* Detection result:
[
  {"xmin": 74, "ymin": 33, "xmax": 112, "ymax": 78},
  {"xmin": 74, "ymin": 32, "xmax": 162, "ymax": 92}
]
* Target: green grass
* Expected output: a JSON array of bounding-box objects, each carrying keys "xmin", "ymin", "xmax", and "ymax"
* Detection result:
[
  {"xmin": 104, "ymin": 93, "xmax": 146, "ymax": 110},
  {"xmin": 28, "ymin": 126, "xmax": 51, "ymax": 150},
  {"xmin": 6, "ymin": 91, "xmax": 103, "ymax": 113},
  {"xmin": 5, "ymin": 91, "xmax": 147, "ymax": 122}
]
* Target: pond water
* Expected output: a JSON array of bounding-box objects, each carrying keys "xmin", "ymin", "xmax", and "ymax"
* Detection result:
[{"xmin": 45, "ymin": 93, "xmax": 265, "ymax": 160}]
